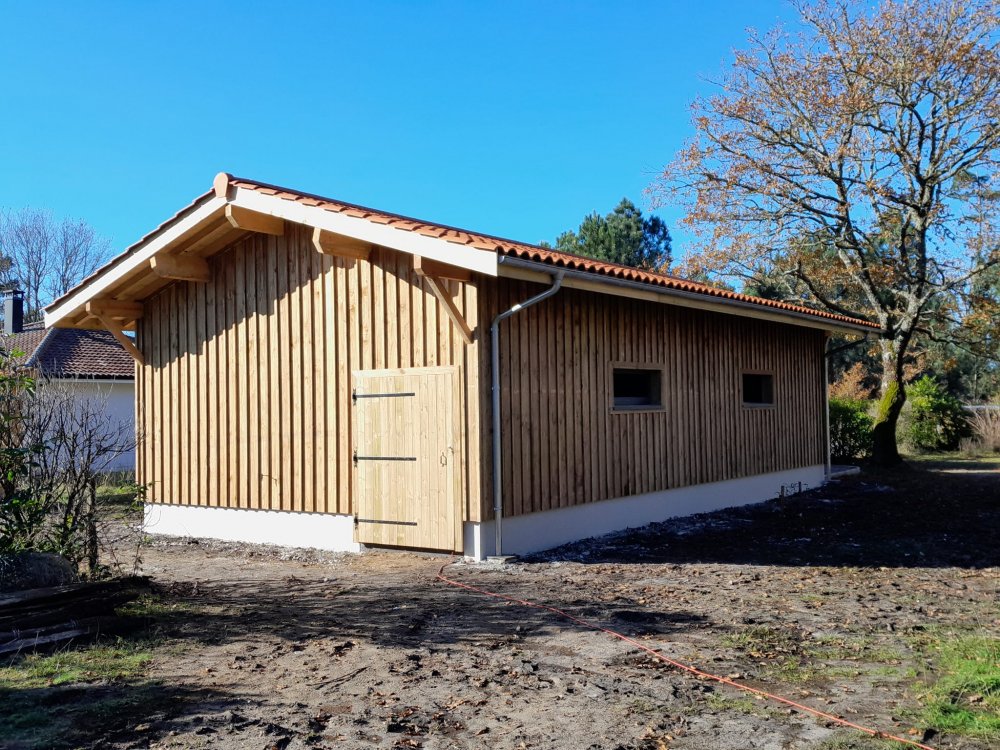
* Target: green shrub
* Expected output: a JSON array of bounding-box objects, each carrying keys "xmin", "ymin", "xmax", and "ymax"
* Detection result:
[
  {"xmin": 829, "ymin": 397, "xmax": 873, "ymax": 461},
  {"xmin": 905, "ymin": 376, "xmax": 971, "ymax": 452}
]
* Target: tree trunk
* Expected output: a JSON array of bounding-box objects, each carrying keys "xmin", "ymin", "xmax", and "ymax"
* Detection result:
[
  {"xmin": 86, "ymin": 479, "xmax": 99, "ymax": 577},
  {"xmin": 871, "ymin": 338, "xmax": 907, "ymax": 466}
]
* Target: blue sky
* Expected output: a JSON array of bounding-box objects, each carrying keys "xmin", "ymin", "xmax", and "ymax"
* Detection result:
[{"xmin": 0, "ymin": 1, "xmax": 797, "ymax": 261}]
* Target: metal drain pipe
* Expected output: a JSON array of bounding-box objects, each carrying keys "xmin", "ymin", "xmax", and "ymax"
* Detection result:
[
  {"xmin": 490, "ymin": 270, "xmax": 564, "ymax": 558},
  {"xmin": 824, "ymin": 336, "xmax": 832, "ymax": 481}
]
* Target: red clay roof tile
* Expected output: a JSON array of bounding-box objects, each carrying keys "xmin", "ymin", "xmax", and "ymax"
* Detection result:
[
  {"xmin": 45, "ymin": 174, "xmax": 878, "ymax": 333},
  {"xmin": 227, "ymin": 176, "xmax": 878, "ymax": 331}
]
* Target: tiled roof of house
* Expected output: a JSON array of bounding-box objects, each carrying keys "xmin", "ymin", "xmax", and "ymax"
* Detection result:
[
  {"xmin": 3, "ymin": 323, "xmax": 48, "ymax": 360},
  {"xmin": 229, "ymin": 177, "xmax": 880, "ymax": 331},
  {"xmin": 2, "ymin": 323, "xmax": 134, "ymax": 379}
]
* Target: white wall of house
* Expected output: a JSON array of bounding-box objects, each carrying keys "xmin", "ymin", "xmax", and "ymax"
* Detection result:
[{"xmin": 60, "ymin": 379, "xmax": 136, "ymax": 473}]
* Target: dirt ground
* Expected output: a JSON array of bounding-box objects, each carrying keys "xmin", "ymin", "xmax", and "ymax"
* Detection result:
[{"xmin": 12, "ymin": 461, "xmax": 1000, "ymax": 750}]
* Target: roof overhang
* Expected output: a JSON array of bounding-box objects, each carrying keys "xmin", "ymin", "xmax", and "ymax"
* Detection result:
[
  {"xmin": 44, "ymin": 173, "xmax": 498, "ymax": 332},
  {"xmin": 498, "ymin": 256, "xmax": 877, "ymax": 337},
  {"xmin": 45, "ymin": 172, "xmax": 876, "ymax": 339}
]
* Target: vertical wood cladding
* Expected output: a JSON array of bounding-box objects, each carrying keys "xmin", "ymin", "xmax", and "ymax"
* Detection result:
[
  {"xmin": 135, "ymin": 228, "xmax": 827, "ymax": 528},
  {"xmin": 137, "ymin": 224, "xmax": 480, "ymax": 520},
  {"xmin": 478, "ymin": 279, "xmax": 827, "ymax": 519}
]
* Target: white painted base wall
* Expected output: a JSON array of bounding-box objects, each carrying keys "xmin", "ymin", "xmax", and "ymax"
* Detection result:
[
  {"xmin": 463, "ymin": 464, "xmax": 826, "ymax": 560},
  {"xmin": 143, "ymin": 464, "xmax": 824, "ymax": 558},
  {"xmin": 143, "ymin": 504, "xmax": 361, "ymax": 553}
]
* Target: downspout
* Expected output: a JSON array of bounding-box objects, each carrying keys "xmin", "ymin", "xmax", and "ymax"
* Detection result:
[
  {"xmin": 824, "ymin": 336, "xmax": 832, "ymax": 481},
  {"xmin": 490, "ymin": 268, "xmax": 565, "ymax": 558}
]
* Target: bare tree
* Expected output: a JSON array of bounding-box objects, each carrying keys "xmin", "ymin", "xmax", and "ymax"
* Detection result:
[
  {"xmin": 652, "ymin": 0, "xmax": 999, "ymax": 464},
  {"xmin": 7, "ymin": 380, "xmax": 137, "ymax": 575},
  {"xmin": 0, "ymin": 208, "xmax": 109, "ymax": 320}
]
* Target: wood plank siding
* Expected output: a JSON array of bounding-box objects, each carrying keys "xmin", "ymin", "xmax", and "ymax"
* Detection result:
[
  {"xmin": 478, "ymin": 278, "xmax": 827, "ymax": 520},
  {"xmin": 136, "ymin": 224, "xmax": 481, "ymax": 520},
  {"xmin": 135, "ymin": 226, "xmax": 827, "ymax": 530}
]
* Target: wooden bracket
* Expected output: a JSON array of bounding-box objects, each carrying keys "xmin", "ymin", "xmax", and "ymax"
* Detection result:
[
  {"xmin": 423, "ymin": 275, "xmax": 474, "ymax": 344},
  {"xmin": 150, "ymin": 254, "xmax": 210, "ymax": 282},
  {"xmin": 225, "ymin": 204, "xmax": 284, "ymax": 236},
  {"xmin": 85, "ymin": 299, "xmax": 144, "ymax": 321},
  {"xmin": 312, "ymin": 227, "xmax": 371, "ymax": 260},
  {"xmin": 413, "ymin": 255, "xmax": 471, "ymax": 282},
  {"xmin": 87, "ymin": 314, "xmax": 146, "ymax": 365}
]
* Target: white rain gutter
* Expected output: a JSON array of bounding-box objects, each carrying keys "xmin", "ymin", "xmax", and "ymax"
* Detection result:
[{"xmin": 490, "ymin": 270, "xmax": 565, "ymax": 558}]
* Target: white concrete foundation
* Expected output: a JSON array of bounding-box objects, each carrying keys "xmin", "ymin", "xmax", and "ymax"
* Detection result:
[
  {"xmin": 143, "ymin": 504, "xmax": 362, "ymax": 553},
  {"xmin": 144, "ymin": 464, "xmax": 824, "ymax": 559},
  {"xmin": 463, "ymin": 464, "xmax": 826, "ymax": 560}
]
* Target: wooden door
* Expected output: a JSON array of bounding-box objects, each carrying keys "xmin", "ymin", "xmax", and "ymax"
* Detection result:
[{"xmin": 353, "ymin": 367, "xmax": 462, "ymax": 552}]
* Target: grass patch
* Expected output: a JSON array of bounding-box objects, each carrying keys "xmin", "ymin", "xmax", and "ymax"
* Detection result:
[
  {"xmin": 917, "ymin": 635, "xmax": 1000, "ymax": 741},
  {"xmin": 806, "ymin": 636, "xmax": 904, "ymax": 665},
  {"xmin": 816, "ymin": 733, "xmax": 903, "ymax": 750},
  {"xmin": 0, "ymin": 636, "xmax": 160, "ymax": 749},
  {"xmin": 0, "ymin": 639, "xmax": 154, "ymax": 689},
  {"xmin": 723, "ymin": 628, "xmax": 909, "ymax": 685},
  {"xmin": 95, "ymin": 472, "xmax": 141, "ymax": 504},
  {"xmin": 0, "ymin": 589, "xmax": 199, "ymax": 749},
  {"xmin": 721, "ymin": 625, "xmax": 802, "ymax": 658},
  {"xmin": 701, "ymin": 692, "xmax": 787, "ymax": 718},
  {"xmin": 904, "ymin": 452, "xmax": 1000, "ymax": 469}
]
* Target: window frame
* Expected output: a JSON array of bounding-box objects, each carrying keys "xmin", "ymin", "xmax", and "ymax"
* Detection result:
[
  {"xmin": 741, "ymin": 370, "xmax": 776, "ymax": 409},
  {"xmin": 609, "ymin": 362, "xmax": 666, "ymax": 414}
]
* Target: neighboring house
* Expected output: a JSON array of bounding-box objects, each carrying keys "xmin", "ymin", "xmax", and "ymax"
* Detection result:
[
  {"xmin": 43, "ymin": 173, "xmax": 878, "ymax": 558},
  {"xmin": 3, "ymin": 290, "xmax": 136, "ymax": 472}
]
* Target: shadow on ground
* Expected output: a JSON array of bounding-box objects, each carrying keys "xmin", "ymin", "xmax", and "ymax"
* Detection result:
[
  {"xmin": 527, "ymin": 463, "xmax": 1000, "ymax": 569},
  {"xmin": 0, "ymin": 682, "xmax": 241, "ymax": 750},
  {"xmin": 150, "ymin": 572, "xmax": 707, "ymax": 650}
]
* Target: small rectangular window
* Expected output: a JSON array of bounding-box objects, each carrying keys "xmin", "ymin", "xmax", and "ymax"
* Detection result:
[
  {"xmin": 742, "ymin": 373, "xmax": 774, "ymax": 406},
  {"xmin": 613, "ymin": 367, "xmax": 662, "ymax": 410}
]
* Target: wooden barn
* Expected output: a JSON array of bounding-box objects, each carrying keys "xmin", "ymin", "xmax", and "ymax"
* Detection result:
[{"xmin": 45, "ymin": 174, "xmax": 877, "ymax": 558}]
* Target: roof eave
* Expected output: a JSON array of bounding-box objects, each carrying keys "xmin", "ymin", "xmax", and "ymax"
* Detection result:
[
  {"xmin": 497, "ymin": 256, "xmax": 878, "ymax": 337},
  {"xmin": 44, "ymin": 193, "xmax": 225, "ymax": 329},
  {"xmin": 45, "ymin": 176, "xmax": 500, "ymax": 331}
]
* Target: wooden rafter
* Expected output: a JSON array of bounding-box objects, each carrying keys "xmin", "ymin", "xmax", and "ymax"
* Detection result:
[
  {"xmin": 150, "ymin": 254, "xmax": 211, "ymax": 282},
  {"xmin": 225, "ymin": 205, "xmax": 284, "ymax": 236},
  {"xmin": 422, "ymin": 275, "xmax": 474, "ymax": 344},
  {"xmin": 85, "ymin": 299, "xmax": 143, "ymax": 321},
  {"xmin": 312, "ymin": 227, "xmax": 371, "ymax": 260}
]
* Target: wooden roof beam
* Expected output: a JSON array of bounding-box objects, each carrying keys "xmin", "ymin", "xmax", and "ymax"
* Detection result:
[
  {"xmin": 312, "ymin": 227, "xmax": 371, "ymax": 260},
  {"xmin": 150, "ymin": 254, "xmax": 210, "ymax": 283},
  {"xmin": 85, "ymin": 299, "xmax": 144, "ymax": 321},
  {"xmin": 413, "ymin": 256, "xmax": 471, "ymax": 282},
  {"xmin": 225, "ymin": 204, "xmax": 284, "ymax": 236}
]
